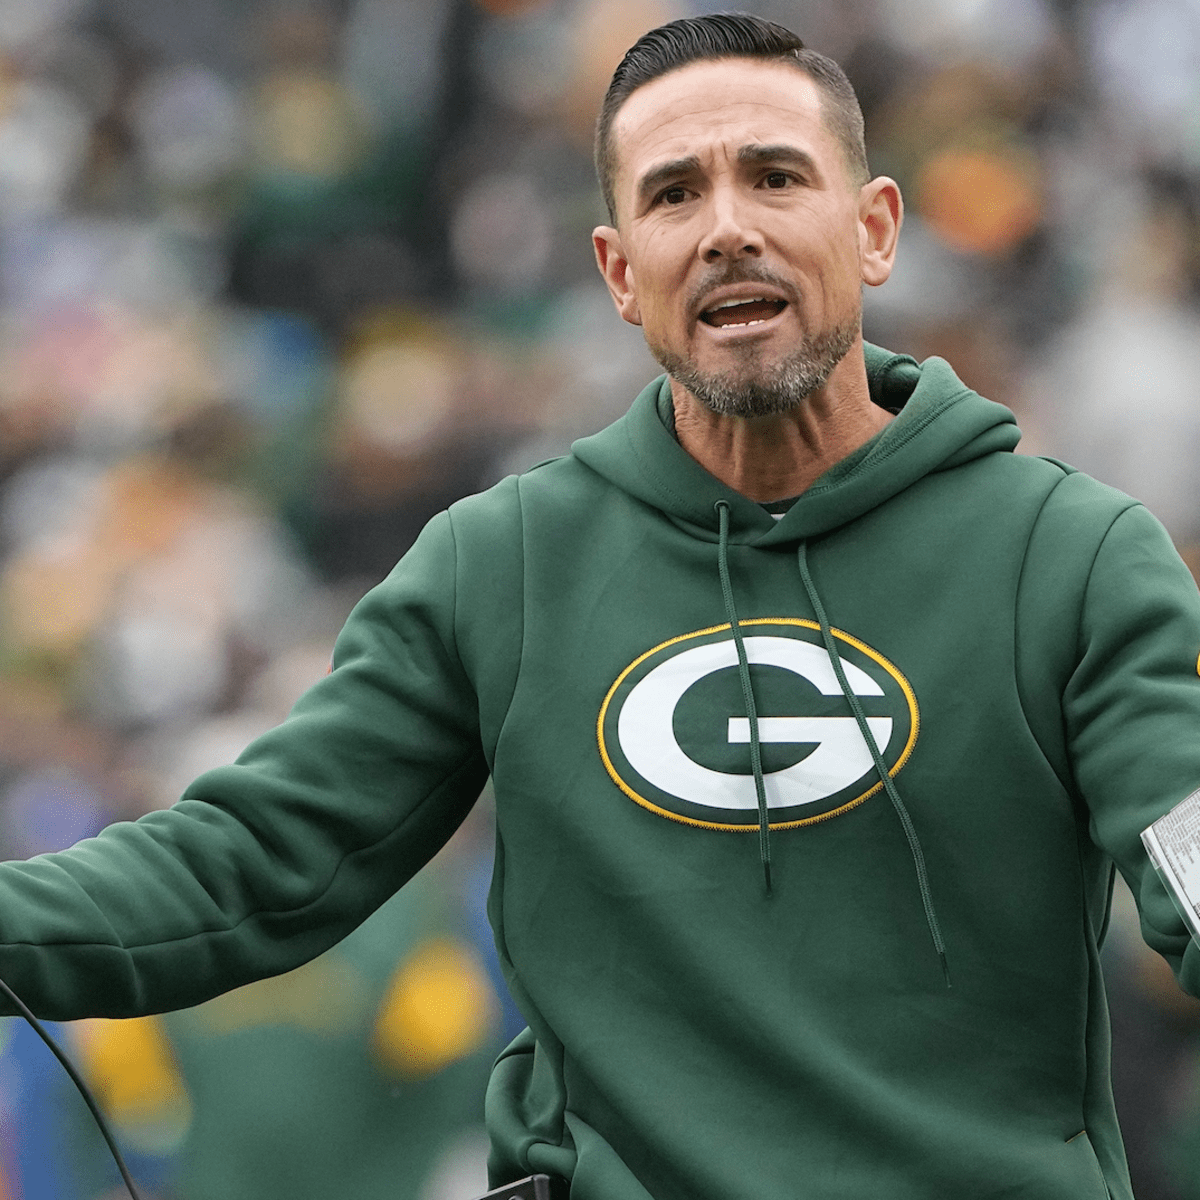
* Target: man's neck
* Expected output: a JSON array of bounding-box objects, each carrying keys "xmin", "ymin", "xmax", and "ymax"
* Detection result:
[{"xmin": 670, "ymin": 353, "xmax": 892, "ymax": 503}]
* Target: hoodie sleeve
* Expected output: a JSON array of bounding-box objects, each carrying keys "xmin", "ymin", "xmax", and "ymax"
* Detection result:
[
  {"xmin": 1059, "ymin": 501, "xmax": 1200, "ymax": 993},
  {"xmin": 0, "ymin": 509, "xmax": 490, "ymax": 1020}
]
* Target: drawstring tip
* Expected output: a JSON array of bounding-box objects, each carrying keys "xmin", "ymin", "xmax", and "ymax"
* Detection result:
[
  {"xmin": 762, "ymin": 860, "xmax": 773, "ymax": 896},
  {"xmin": 938, "ymin": 950, "xmax": 952, "ymax": 990}
]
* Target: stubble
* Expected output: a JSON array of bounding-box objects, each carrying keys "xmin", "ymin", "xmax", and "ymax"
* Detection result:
[{"xmin": 647, "ymin": 264, "xmax": 861, "ymax": 418}]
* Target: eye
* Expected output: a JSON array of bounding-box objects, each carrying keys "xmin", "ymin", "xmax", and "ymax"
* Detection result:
[
  {"xmin": 763, "ymin": 171, "xmax": 793, "ymax": 189},
  {"xmin": 658, "ymin": 185, "xmax": 689, "ymax": 206}
]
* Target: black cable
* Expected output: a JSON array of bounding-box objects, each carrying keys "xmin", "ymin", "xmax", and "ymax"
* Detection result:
[{"xmin": 0, "ymin": 975, "xmax": 144, "ymax": 1200}]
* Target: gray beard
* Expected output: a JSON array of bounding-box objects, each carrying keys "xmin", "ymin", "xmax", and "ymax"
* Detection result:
[{"xmin": 651, "ymin": 318, "xmax": 859, "ymax": 418}]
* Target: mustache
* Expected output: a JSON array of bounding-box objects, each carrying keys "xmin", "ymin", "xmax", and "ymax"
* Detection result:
[{"xmin": 687, "ymin": 262, "xmax": 796, "ymax": 318}]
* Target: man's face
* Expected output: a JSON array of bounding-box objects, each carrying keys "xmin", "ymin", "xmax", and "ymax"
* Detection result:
[{"xmin": 594, "ymin": 58, "xmax": 880, "ymax": 416}]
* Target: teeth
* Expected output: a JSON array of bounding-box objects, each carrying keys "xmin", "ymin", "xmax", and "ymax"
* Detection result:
[{"xmin": 711, "ymin": 295, "xmax": 767, "ymax": 310}]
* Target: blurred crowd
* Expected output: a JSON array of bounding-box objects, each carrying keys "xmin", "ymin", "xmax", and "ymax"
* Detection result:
[{"xmin": 0, "ymin": 0, "xmax": 1199, "ymax": 1195}]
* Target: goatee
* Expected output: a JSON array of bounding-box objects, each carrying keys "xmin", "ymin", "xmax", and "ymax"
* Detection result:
[{"xmin": 651, "ymin": 318, "xmax": 859, "ymax": 418}]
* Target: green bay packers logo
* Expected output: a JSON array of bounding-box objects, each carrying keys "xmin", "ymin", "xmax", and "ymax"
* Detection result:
[{"xmin": 598, "ymin": 619, "xmax": 918, "ymax": 830}]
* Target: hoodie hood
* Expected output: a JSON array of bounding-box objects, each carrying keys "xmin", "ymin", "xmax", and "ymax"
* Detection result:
[{"xmin": 570, "ymin": 343, "xmax": 1021, "ymax": 544}]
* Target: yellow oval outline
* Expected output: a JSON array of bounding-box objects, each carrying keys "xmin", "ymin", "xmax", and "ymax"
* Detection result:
[{"xmin": 596, "ymin": 618, "xmax": 920, "ymax": 831}]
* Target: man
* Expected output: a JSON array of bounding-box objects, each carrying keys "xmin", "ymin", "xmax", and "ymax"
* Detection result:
[{"xmin": 0, "ymin": 13, "xmax": 1198, "ymax": 1199}]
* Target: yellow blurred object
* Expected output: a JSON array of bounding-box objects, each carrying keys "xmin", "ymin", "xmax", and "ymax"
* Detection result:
[
  {"xmin": 916, "ymin": 147, "xmax": 1043, "ymax": 257},
  {"xmin": 71, "ymin": 1016, "xmax": 192, "ymax": 1152},
  {"xmin": 340, "ymin": 340, "xmax": 457, "ymax": 452},
  {"xmin": 251, "ymin": 69, "xmax": 367, "ymax": 177},
  {"xmin": 0, "ymin": 540, "xmax": 117, "ymax": 655},
  {"xmin": 373, "ymin": 937, "xmax": 497, "ymax": 1078}
]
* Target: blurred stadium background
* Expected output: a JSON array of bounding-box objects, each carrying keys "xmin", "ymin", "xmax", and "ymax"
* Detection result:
[{"xmin": 0, "ymin": 0, "xmax": 1198, "ymax": 1195}]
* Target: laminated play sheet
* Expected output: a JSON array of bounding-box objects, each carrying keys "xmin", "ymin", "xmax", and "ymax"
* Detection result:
[{"xmin": 1143, "ymin": 787, "xmax": 1200, "ymax": 943}]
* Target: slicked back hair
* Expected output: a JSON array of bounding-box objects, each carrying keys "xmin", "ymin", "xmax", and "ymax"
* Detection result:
[{"xmin": 595, "ymin": 12, "xmax": 869, "ymax": 224}]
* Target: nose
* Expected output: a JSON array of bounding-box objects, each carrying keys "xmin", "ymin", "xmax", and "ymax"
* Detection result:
[{"xmin": 697, "ymin": 190, "xmax": 765, "ymax": 263}]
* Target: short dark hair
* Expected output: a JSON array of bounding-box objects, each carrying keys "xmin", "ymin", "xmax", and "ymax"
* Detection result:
[{"xmin": 595, "ymin": 13, "xmax": 869, "ymax": 223}]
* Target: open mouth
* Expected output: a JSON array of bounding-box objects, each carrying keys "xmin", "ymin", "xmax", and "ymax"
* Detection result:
[{"xmin": 700, "ymin": 297, "xmax": 788, "ymax": 329}]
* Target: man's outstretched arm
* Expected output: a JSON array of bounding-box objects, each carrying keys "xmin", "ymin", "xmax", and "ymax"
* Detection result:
[{"xmin": 0, "ymin": 509, "xmax": 489, "ymax": 1020}]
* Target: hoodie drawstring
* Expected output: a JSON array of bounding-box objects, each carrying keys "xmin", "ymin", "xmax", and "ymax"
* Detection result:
[
  {"xmin": 715, "ymin": 501, "xmax": 773, "ymax": 894},
  {"xmin": 796, "ymin": 540, "xmax": 951, "ymax": 989}
]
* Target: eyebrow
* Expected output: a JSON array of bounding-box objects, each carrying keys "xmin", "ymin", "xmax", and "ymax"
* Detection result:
[
  {"xmin": 737, "ymin": 143, "xmax": 819, "ymax": 176},
  {"xmin": 634, "ymin": 156, "xmax": 701, "ymax": 208}
]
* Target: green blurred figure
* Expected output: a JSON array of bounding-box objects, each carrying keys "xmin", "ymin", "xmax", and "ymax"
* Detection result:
[{"xmin": 68, "ymin": 862, "xmax": 499, "ymax": 1200}]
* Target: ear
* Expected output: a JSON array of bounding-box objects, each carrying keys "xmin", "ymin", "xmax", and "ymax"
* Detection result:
[
  {"xmin": 857, "ymin": 177, "xmax": 903, "ymax": 288},
  {"xmin": 592, "ymin": 225, "xmax": 642, "ymax": 326}
]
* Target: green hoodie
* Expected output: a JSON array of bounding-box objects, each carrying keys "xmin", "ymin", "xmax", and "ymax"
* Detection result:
[{"xmin": 2, "ymin": 345, "xmax": 1200, "ymax": 1200}]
